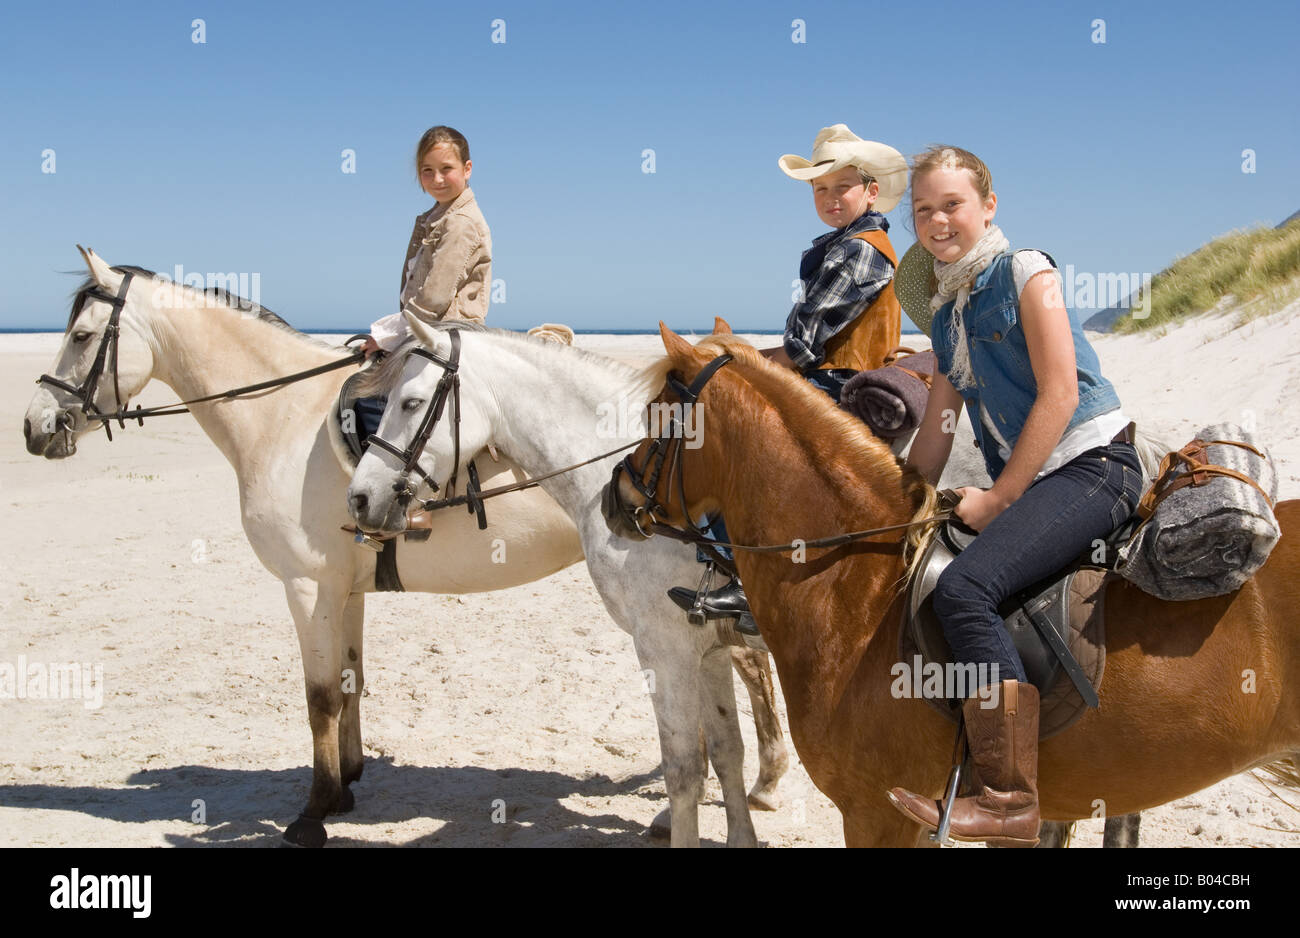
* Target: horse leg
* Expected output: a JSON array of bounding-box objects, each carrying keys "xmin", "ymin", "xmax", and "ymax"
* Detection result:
[
  {"xmin": 282, "ymin": 576, "xmax": 348, "ymax": 847},
  {"xmin": 1035, "ymin": 821, "xmax": 1074, "ymax": 848},
  {"xmin": 649, "ymin": 727, "xmax": 707, "ymax": 840},
  {"xmin": 336, "ymin": 592, "xmax": 365, "ymax": 812},
  {"xmin": 729, "ymin": 647, "xmax": 789, "ymax": 811},
  {"xmin": 1030, "ymin": 814, "xmax": 1141, "ymax": 848},
  {"xmin": 1103, "ymin": 813, "xmax": 1141, "ymax": 848},
  {"xmin": 633, "ymin": 634, "xmax": 705, "ymax": 847},
  {"xmin": 701, "ymin": 647, "xmax": 759, "ymax": 847}
]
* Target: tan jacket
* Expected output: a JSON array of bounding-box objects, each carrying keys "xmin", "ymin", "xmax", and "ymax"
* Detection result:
[{"xmin": 371, "ymin": 187, "xmax": 492, "ymax": 350}]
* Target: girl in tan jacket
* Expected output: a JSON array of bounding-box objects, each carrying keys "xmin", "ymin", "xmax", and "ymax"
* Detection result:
[
  {"xmin": 362, "ymin": 125, "xmax": 492, "ymax": 357},
  {"xmin": 356, "ymin": 127, "xmax": 491, "ymax": 444}
]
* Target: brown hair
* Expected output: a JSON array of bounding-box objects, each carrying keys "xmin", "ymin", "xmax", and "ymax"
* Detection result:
[
  {"xmin": 910, "ymin": 145, "xmax": 992, "ymax": 197},
  {"xmin": 415, "ymin": 126, "xmax": 470, "ymax": 180},
  {"xmin": 906, "ymin": 145, "xmax": 992, "ymax": 231},
  {"xmin": 808, "ymin": 168, "xmax": 876, "ymax": 189}
]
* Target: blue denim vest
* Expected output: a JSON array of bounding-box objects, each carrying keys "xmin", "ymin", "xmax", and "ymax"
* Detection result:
[{"xmin": 931, "ymin": 251, "xmax": 1121, "ymax": 479}]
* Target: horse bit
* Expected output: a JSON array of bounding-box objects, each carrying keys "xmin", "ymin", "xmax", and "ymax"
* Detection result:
[
  {"xmin": 36, "ymin": 271, "xmax": 137, "ymax": 443},
  {"xmin": 606, "ymin": 352, "xmax": 733, "ymax": 542},
  {"xmin": 361, "ymin": 329, "xmax": 484, "ymax": 522}
]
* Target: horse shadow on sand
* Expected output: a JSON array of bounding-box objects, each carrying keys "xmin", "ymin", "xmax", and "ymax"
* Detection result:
[{"xmin": 0, "ymin": 759, "xmax": 728, "ymax": 846}]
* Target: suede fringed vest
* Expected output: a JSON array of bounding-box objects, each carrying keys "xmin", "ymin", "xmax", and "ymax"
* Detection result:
[{"xmin": 817, "ymin": 228, "xmax": 901, "ymax": 374}]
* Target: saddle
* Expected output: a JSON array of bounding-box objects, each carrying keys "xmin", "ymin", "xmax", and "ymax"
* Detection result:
[
  {"xmin": 899, "ymin": 516, "xmax": 1135, "ymax": 739},
  {"xmin": 333, "ymin": 369, "xmax": 370, "ymax": 469},
  {"xmin": 331, "ymin": 369, "xmax": 421, "ymax": 591}
]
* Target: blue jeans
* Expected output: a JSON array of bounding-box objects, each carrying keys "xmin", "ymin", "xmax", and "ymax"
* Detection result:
[
  {"xmin": 802, "ymin": 367, "xmax": 857, "ymax": 402},
  {"xmin": 697, "ymin": 516, "xmax": 733, "ymax": 564},
  {"xmin": 354, "ymin": 395, "xmax": 387, "ymax": 443},
  {"xmin": 933, "ymin": 441, "xmax": 1143, "ymax": 687}
]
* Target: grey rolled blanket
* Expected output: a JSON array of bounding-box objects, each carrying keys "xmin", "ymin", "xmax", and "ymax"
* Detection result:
[
  {"xmin": 1116, "ymin": 423, "xmax": 1280, "ymax": 601},
  {"xmin": 840, "ymin": 349, "xmax": 936, "ymax": 439}
]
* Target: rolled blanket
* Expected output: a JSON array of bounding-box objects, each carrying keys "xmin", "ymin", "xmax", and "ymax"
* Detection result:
[
  {"xmin": 527, "ymin": 323, "xmax": 575, "ymax": 345},
  {"xmin": 839, "ymin": 349, "xmax": 936, "ymax": 439},
  {"xmin": 1116, "ymin": 423, "xmax": 1280, "ymax": 601}
]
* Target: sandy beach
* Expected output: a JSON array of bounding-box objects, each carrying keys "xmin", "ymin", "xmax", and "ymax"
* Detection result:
[{"xmin": 3, "ymin": 311, "xmax": 1299, "ymax": 848}]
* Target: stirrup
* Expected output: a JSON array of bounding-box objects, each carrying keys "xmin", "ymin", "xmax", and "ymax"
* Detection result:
[
  {"xmin": 932, "ymin": 712, "xmax": 969, "ymax": 845},
  {"xmin": 666, "ymin": 561, "xmax": 720, "ymax": 625},
  {"xmin": 686, "ymin": 561, "xmax": 717, "ymax": 626}
]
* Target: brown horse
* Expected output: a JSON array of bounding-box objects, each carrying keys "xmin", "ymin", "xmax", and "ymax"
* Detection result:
[{"xmin": 608, "ymin": 321, "xmax": 1300, "ymax": 847}]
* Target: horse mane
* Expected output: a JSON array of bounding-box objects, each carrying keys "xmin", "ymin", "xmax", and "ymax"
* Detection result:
[
  {"xmin": 681, "ymin": 333, "xmax": 941, "ymax": 570},
  {"xmin": 351, "ymin": 320, "xmax": 643, "ymax": 399},
  {"xmin": 67, "ymin": 265, "xmax": 335, "ymax": 350}
]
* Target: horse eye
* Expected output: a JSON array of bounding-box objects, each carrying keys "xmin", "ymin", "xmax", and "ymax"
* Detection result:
[
  {"xmin": 72, "ymin": 331, "xmax": 92, "ymax": 343},
  {"xmin": 401, "ymin": 398, "xmax": 425, "ymax": 412}
]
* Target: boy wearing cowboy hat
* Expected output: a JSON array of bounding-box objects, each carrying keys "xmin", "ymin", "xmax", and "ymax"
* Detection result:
[
  {"xmin": 669, "ymin": 125, "xmax": 909, "ymax": 629},
  {"xmin": 762, "ymin": 123, "xmax": 908, "ymax": 399}
]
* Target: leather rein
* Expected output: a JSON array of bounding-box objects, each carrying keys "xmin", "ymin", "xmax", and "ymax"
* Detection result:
[
  {"xmin": 365, "ymin": 328, "xmax": 645, "ymax": 529},
  {"xmin": 37, "ymin": 271, "xmax": 366, "ymax": 442}
]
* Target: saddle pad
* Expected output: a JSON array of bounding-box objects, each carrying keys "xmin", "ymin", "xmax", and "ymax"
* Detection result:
[
  {"xmin": 329, "ymin": 370, "xmax": 370, "ymax": 473},
  {"xmin": 899, "ymin": 566, "xmax": 1109, "ymax": 740}
]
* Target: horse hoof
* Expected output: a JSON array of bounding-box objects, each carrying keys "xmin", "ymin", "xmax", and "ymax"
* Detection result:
[
  {"xmin": 335, "ymin": 786, "xmax": 355, "ymax": 814},
  {"xmin": 648, "ymin": 806, "xmax": 672, "ymax": 841},
  {"xmin": 283, "ymin": 815, "xmax": 328, "ymax": 848},
  {"xmin": 747, "ymin": 788, "xmax": 780, "ymax": 812}
]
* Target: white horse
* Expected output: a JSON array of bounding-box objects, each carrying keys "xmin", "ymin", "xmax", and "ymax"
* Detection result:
[
  {"xmin": 21, "ymin": 248, "xmax": 784, "ymax": 846},
  {"xmin": 350, "ymin": 314, "xmax": 817, "ymax": 846}
]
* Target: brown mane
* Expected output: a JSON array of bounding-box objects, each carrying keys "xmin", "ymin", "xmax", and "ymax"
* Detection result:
[{"xmin": 688, "ymin": 333, "xmax": 939, "ymax": 561}]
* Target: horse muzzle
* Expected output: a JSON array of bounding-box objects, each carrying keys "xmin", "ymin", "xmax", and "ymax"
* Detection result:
[
  {"xmin": 23, "ymin": 406, "xmax": 80, "ymax": 459},
  {"xmin": 601, "ymin": 462, "xmax": 653, "ymax": 541},
  {"xmin": 347, "ymin": 478, "xmax": 412, "ymax": 537}
]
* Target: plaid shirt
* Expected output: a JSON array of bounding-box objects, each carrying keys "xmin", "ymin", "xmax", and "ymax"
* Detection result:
[{"xmin": 783, "ymin": 211, "xmax": 894, "ymax": 369}]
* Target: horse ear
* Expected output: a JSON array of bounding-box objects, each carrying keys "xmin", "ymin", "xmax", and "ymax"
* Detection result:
[
  {"xmin": 403, "ymin": 310, "xmax": 439, "ymax": 349},
  {"xmin": 658, "ymin": 321, "xmax": 697, "ymax": 362},
  {"xmin": 712, "ymin": 316, "xmax": 733, "ymax": 335},
  {"xmin": 77, "ymin": 245, "xmax": 122, "ymax": 291}
]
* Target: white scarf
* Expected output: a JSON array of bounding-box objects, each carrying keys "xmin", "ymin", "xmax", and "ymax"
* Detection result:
[{"xmin": 930, "ymin": 224, "xmax": 1009, "ymax": 391}]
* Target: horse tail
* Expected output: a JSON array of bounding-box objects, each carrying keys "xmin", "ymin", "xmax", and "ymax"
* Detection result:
[{"xmin": 1254, "ymin": 756, "xmax": 1300, "ymax": 798}]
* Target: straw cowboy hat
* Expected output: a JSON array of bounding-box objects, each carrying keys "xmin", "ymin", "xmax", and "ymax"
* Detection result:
[
  {"xmin": 894, "ymin": 241, "xmax": 939, "ymax": 335},
  {"xmin": 778, "ymin": 124, "xmax": 909, "ymax": 213}
]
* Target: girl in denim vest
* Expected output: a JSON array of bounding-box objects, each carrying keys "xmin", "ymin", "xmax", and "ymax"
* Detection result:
[{"xmin": 886, "ymin": 146, "xmax": 1143, "ymax": 846}]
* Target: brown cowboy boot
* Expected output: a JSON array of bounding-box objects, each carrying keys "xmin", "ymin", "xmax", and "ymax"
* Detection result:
[{"xmin": 887, "ymin": 680, "xmax": 1040, "ymax": 847}]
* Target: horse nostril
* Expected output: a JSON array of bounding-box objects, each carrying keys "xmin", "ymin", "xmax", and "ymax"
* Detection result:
[
  {"xmin": 351, "ymin": 492, "xmax": 369, "ymax": 514},
  {"xmin": 23, "ymin": 418, "xmax": 31, "ymax": 441}
]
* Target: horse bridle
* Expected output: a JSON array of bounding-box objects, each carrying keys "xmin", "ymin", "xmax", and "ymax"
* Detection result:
[
  {"xmin": 37, "ymin": 271, "xmax": 136, "ymax": 441},
  {"xmin": 607, "ymin": 352, "xmax": 733, "ymax": 540},
  {"xmin": 367, "ymin": 328, "xmax": 658, "ymax": 532},
  {"xmin": 35, "ymin": 271, "xmax": 369, "ymax": 447},
  {"xmin": 362, "ymin": 329, "xmax": 475, "ymax": 511},
  {"xmin": 607, "ymin": 351, "xmax": 957, "ymax": 556}
]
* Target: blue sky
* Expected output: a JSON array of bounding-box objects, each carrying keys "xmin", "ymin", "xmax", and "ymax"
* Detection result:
[{"xmin": 1, "ymin": 0, "xmax": 1297, "ymax": 331}]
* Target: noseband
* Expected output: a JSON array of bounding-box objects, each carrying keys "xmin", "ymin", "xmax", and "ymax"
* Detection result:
[
  {"xmin": 363, "ymin": 330, "xmax": 472, "ymax": 509},
  {"xmin": 608, "ymin": 352, "xmax": 732, "ymax": 538},
  {"xmin": 37, "ymin": 271, "xmax": 136, "ymax": 441}
]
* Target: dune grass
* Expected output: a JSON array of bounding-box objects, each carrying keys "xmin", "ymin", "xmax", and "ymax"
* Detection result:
[{"xmin": 1116, "ymin": 218, "xmax": 1300, "ymax": 333}]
